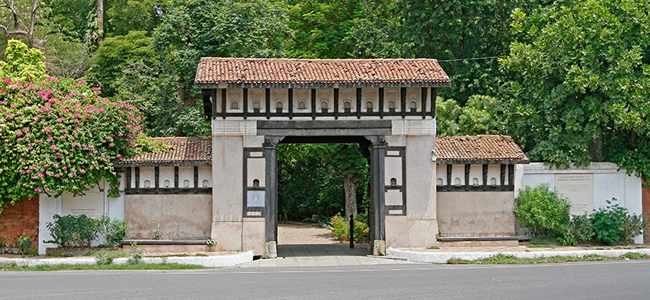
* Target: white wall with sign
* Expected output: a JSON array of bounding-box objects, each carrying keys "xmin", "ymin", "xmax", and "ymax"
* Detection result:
[
  {"xmin": 514, "ymin": 162, "xmax": 643, "ymax": 244},
  {"xmin": 38, "ymin": 178, "xmax": 126, "ymax": 254}
]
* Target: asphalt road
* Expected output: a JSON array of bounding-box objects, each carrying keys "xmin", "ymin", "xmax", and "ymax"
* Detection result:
[{"xmin": 2, "ymin": 260, "xmax": 649, "ymax": 299}]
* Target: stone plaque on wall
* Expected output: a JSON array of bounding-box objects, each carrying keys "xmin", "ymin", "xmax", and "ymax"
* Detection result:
[
  {"xmin": 61, "ymin": 192, "xmax": 105, "ymax": 218},
  {"xmin": 554, "ymin": 174, "xmax": 594, "ymax": 215},
  {"xmin": 247, "ymin": 191, "xmax": 265, "ymax": 207}
]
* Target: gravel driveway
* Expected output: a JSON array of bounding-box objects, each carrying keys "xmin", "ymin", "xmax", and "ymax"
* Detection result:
[{"xmin": 277, "ymin": 222, "xmax": 340, "ymax": 245}]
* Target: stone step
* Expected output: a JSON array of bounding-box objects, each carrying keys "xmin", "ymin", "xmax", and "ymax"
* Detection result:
[{"xmin": 438, "ymin": 236, "xmax": 531, "ymax": 247}]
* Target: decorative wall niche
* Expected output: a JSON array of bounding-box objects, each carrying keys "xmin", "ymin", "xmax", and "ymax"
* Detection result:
[{"xmin": 228, "ymin": 90, "xmax": 242, "ymax": 112}]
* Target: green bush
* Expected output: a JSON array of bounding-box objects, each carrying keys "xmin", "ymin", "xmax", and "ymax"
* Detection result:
[
  {"xmin": 46, "ymin": 214, "xmax": 128, "ymax": 248},
  {"xmin": 591, "ymin": 199, "xmax": 645, "ymax": 245},
  {"xmin": 95, "ymin": 216, "xmax": 128, "ymax": 247},
  {"xmin": 514, "ymin": 184, "xmax": 572, "ymax": 238},
  {"xmin": 16, "ymin": 233, "xmax": 37, "ymax": 255},
  {"xmin": 570, "ymin": 214, "xmax": 595, "ymax": 243}
]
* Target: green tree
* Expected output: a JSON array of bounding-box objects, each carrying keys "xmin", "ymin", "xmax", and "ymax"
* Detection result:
[
  {"xmin": 398, "ymin": 0, "xmax": 542, "ymax": 103},
  {"xmin": 435, "ymin": 97, "xmax": 461, "ymax": 137},
  {"xmin": 0, "ymin": 40, "xmax": 47, "ymax": 81},
  {"xmin": 500, "ymin": 0, "xmax": 650, "ymax": 178},
  {"xmin": 436, "ymin": 95, "xmax": 506, "ymax": 137}
]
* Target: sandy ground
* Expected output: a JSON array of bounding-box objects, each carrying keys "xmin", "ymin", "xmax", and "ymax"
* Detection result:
[{"xmin": 277, "ymin": 222, "xmax": 339, "ymax": 245}]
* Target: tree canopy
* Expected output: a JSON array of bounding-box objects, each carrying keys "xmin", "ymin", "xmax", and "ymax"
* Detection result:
[{"xmin": 500, "ymin": 0, "xmax": 650, "ymax": 177}]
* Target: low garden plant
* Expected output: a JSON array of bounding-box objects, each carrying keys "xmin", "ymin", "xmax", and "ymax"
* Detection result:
[
  {"xmin": 45, "ymin": 214, "xmax": 128, "ymax": 248},
  {"xmin": 516, "ymin": 184, "xmax": 647, "ymax": 246},
  {"xmin": 591, "ymin": 199, "xmax": 645, "ymax": 245},
  {"xmin": 330, "ymin": 213, "xmax": 370, "ymax": 242},
  {"xmin": 16, "ymin": 233, "xmax": 37, "ymax": 255}
]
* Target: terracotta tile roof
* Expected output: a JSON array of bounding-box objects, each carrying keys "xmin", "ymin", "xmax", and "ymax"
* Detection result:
[
  {"xmin": 194, "ymin": 58, "xmax": 451, "ymax": 89},
  {"xmin": 115, "ymin": 137, "xmax": 212, "ymax": 167},
  {"xmin": 436, "ymin": 135, "xmax": 529, "ymax": 164}
]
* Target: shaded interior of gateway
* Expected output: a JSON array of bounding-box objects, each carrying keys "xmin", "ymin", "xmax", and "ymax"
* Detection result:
[
  {"xmin": 279, "ymin": 136, "xmax": 371, "ymax": 158},
  {"xmin": 276, "ymin": 136, "xmax": 372, "ymax": 256}
]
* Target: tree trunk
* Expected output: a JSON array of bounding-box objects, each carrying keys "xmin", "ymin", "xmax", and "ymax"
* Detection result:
[
  {"xmin": 344, "ymin": 174, "xmax": 357, "ymax": 217},
  {"xmin": 97, "ymin": 0, "xmax": 104, "ymax": 44}
]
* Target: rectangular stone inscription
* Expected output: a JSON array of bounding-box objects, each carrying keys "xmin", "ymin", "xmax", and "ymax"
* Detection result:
[
  {"xmin": 554, "ymin": 174, "xmax": 594, "ymax": 215},
  {"xmin": 61, "ymin": 192, "xmax": 105, "ymax": 218}
]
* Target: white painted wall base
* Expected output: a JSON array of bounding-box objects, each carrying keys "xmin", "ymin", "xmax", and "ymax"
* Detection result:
[{"xmin": 517, "ymin": 162, "xmax": 643, "ymax": 244}]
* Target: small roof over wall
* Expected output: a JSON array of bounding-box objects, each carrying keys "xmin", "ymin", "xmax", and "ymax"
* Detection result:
[
  {"xmin": 436, "ymin": 135, "xmax": 529, "ymax": 165},
  {"xmin": 115, "ymin": 137, "xmax": 212, "ymax": 167},
  {"xmin": 194, "ymin": 58, "xmax": 451, "ymax": 89}
]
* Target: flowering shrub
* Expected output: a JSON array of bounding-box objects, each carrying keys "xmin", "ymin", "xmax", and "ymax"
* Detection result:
[
  {"xmin": 0, "ymin": 41, "xmax": 144, "ymax": 211},
  {"xmin": 330, "ymin": 214, "xmax": 370, "ymax": 242}
]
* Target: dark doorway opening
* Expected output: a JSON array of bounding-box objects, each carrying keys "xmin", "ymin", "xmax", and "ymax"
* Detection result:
[{"xmin": 276, "ymin": 137, "xmax": 371, "ymax": 256}]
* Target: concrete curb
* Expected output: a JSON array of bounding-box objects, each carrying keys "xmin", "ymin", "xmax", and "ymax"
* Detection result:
[
  {"xmin": 387, "ymin": 247, "xmax": 650, "ymax": 264},
  {"xmin": 113, "ymin": 251, "xmax": 254, "ymax": 267},
  {"xmin": 0, "ymin": 251, "xmax": 254, "ymax": 268}
]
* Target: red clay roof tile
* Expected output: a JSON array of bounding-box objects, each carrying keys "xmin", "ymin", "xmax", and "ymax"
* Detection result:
[
  {"xmin": 194, "ymin": 58, "xmax": 451, "ymax": 88},
  {"xmin": 436, "ymin": 135, "xmax": 529, "ymax": 164},
  {"xmin": 116, "ymin": 137, "xmax": 211, "ymax": 167}
]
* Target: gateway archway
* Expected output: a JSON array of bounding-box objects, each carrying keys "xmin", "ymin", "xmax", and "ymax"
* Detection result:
[{"xmin": 196, "ymin": 58, "xmax": 450, "ymax": 256}]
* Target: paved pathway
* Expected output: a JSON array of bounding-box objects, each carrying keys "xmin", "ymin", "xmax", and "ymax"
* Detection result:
[{"xmin": 239, "ymin": 244, "xmax": 418, "ymax": 268}]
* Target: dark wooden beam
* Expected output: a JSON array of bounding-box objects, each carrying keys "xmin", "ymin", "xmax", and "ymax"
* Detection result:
[
  {"xmin": 378, "ymin": 87, "xmax": 384, "ymax": 119},
  {"xmin": 154, "ymin": 166, "xmax": 160, "ymax": 194},
  {"xmin": 500, "ymin": 164, "xmax": 506, "ymax": 187},
  {"xmin": 421, "ymin": 87, "xmax": 427, "ymax": 119},
  {"xmin": 125, "ymin": 167, "xmax": 131, "ymax": 189},
  {"xmin": 265, "ymin": 88, "xmax": 271, "ymax": 119},
  {"xmin": 134, "ymin": 167, "xmax": 140, "ymax": 189},
  {"xmin": 356, "ymin": 88, "xmax": 362, "ymax": 119},
  {"xmin": 193, "ymin": 166, "xmax": 199, "ymax": 193},
  {"xmin": 288, "ymin": 88, "xmax": 293, "ymax": 120},
  {"xmin": 447, "ymin": 164, "xmax": 452, "ymax": 188},
  {"xmin": 464, "ymin": 164, "xmax": 470, "ymax": 191},
  {"xmin": 311, "ymin": 89, "xmax": 316, "ymax": 120},
  {"xmin": 334, "ymin": 88, "xmax": 339, "ymax": 120},
  {"xmin": 431, "ymin": 88, "xmax": 437, "ymax": 119},
  {"xmin": 174, "ymin": 166, "xmax": 179, "ymax": 190},
  {"xmin": 202, "ymin": 89, "xmax": 212, "ymax": 121}
]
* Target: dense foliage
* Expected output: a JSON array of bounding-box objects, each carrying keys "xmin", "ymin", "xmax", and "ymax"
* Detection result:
[
  {"xmin": 0, "ymin": 41, "xmax": 143, "ymax": 211},
  {"xmin": 516, "ymin": 185, "xmax": 646, "ymax": 246},
  {"xmin": 591, "ymin": 199, "xmax": 645, "ymax": 245},
  {"xmin": 500, "ymin": 0, "xmax": 650, "ymax": 177},
  {"xmin": 277, "ymin": 144, "xmax": 369, "ymax": 221},
  {"xmin": 514, "ymin": 184, "xmax": 572, "ymax": 238},
  {"xmin": 45, "ymin": 214, "xmax": 128, "ymax": 247}
]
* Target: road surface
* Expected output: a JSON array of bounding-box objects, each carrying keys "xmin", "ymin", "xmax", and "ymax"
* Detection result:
[{"xmin": 1, "ymin": 260, "xmax": 649, "ymax": 299}]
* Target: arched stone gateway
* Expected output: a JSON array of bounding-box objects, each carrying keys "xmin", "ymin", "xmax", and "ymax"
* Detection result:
[{"xmin": 195, "ymin": 58, "xmax": 451, "ymax": 256}]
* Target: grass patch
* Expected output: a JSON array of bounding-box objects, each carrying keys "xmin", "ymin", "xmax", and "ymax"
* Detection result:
[
  {"xmin": 427, "ymin": 246, "xmax": 440, "ymax": 249},
  {"xmin": 0, "ymin": 262, "xmax": 206, "ymax": 272},
  {"xmin": 447, "ymin": 253, "xmax": 650, "ymax": 265},
  {"xmin": 620, "ymin": 253, "xmax": 650, "ymax": 260},
  {"xmin": 526, "ymin": 244, "xmax": 560, "ymax": 248},
  {"xmin": 529, "ymin": 237, "xmax": 559, "ymax": 245}
]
